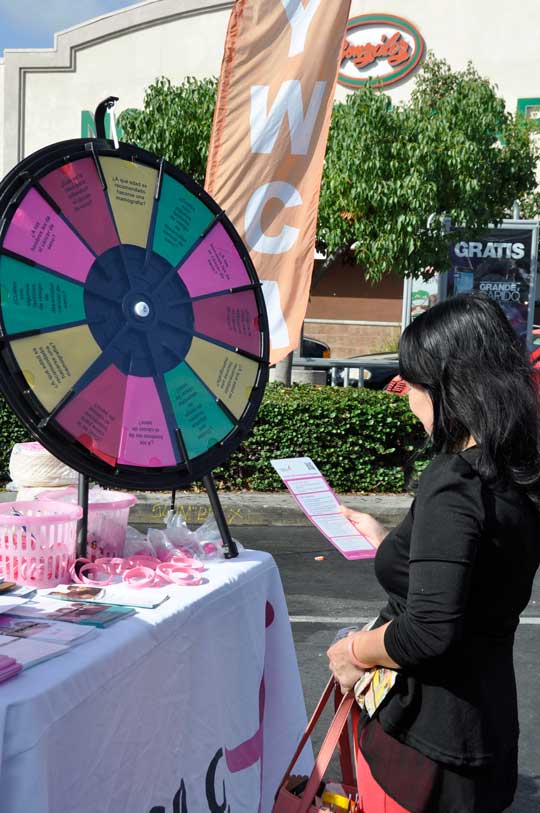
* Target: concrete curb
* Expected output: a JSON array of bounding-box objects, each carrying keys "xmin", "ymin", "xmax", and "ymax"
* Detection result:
[
  {"xmin": 127, "ymin": 490, "xmax": 412, "ymax": 528},
  {"xmin": 0, "ymin": 489, "xmax": 412, "ymax": 528}
]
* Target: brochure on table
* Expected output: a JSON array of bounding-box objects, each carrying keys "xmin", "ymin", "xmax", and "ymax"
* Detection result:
[
  {"xmin": 271, "ymin": 457, "xmax": 376, "ymax": 560},
  {"xmin": 8, "ymin": 599, "xmax": 135, "ymax": 628},
  {"xmin": 0, "ymin": 636, "xmax": 68, "ymax": 669},
  {"xmin": 0, "ymin": 614, "xmax": 97, "ymax": 645},
  {"xmin": 46, "ymin": 583, "xmax": 170, "ymax": 609}
]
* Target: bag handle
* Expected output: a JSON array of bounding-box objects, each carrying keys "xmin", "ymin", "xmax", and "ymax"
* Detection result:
[
  {"xmin": 335, "ymin": 684, "xmax": 355, "ymax": 788},
  {"xmin": 298, "ymin": 689, "xmax": 356, "ymax": 813},
  {"xmin": 278, "ymin": 675, "xmax": 335, "ymax": 788},
  {"xmin": 351, "ymin": 703, "xmax": 362, "ymax": 792},
  {"xmin": 276, "ymin": 677, "xmax": 356, "ymax": 807}
]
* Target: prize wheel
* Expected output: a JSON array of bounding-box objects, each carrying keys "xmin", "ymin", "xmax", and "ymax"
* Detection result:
[{"xmin": 0, "ymin": 139, "xmax": 269, "ymax": 490}]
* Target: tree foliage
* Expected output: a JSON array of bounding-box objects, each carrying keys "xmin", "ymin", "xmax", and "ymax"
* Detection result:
[
  {"xmin": 317, "ymin": 55, "xmax": 539, "ymax": 281},
  {"xmin": 119, "ymin": 76, "xmax": 218, "ymax": 186},
  {"xmin": 119, "ymin": 61, "xmax": 539, "ymax": 284}
]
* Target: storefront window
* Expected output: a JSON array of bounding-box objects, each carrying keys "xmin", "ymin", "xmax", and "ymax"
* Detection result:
[{"xmin": 516, "ymin": 98, "xmax": 540, "ymax": 129}]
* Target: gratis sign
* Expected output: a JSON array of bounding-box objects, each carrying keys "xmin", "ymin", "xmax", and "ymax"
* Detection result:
[
  {"xmin": 448, "ymin": 224, "xmax": 539, "ymax": 343},
  {"xmin": 338, "ymin": 13, "xmax": 425, "ymax": 89}
]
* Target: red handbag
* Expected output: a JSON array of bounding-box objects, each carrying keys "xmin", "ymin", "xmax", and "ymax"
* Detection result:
[{"xmin": 273, "ymin": 677, "xmax": 361, "ymax": 813}]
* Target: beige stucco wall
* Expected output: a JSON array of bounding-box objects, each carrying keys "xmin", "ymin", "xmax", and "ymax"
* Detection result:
[
  {"xmin": 342, "ymin": 0, "xmax": 540, "ymax": 111},
  {"xmin": 0, "ymin": 0, "xmax": 232, "ymax": 175},
  {"xmin": 22, "ymin": 7, "xmax": 231, "ymax": 160}
]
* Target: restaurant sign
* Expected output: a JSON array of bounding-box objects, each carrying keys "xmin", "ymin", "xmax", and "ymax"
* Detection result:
[{"xmin": 338, "ymin": 14, "xmax": 425, "ymax": 90}]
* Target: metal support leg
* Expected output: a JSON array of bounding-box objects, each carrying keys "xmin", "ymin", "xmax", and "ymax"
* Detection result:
[
  {"xmin": 202, "ymin": 473, "xmax": 238, "ymax": 559},
  {"xmin": 76, "ymin": 473, "xmax": 89, "ymax": 559}
]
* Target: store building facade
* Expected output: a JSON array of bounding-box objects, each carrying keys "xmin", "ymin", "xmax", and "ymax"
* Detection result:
[{"xmin": 1, "ymin": 0, "xmax": 539, "ymax": 357}]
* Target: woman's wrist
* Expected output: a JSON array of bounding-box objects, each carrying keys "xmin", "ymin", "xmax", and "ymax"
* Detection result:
[{"xmin": 347, "ymin": 635, "xmax": 371, "ymax": 670}]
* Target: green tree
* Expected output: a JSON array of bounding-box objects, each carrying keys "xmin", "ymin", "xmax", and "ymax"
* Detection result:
[
  {"xmin": 119, "ymin": 76, "xmax": 218, "ymax": 186},
  {"xmin": 120, "ymin": 62, "xmax": 539, "ymax": 286},
  {"xmin": 316, "ymin": 55, "xmax": 539, "ymax": 282}
]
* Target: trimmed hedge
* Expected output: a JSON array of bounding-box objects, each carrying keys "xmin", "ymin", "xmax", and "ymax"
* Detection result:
[
  {"xmin": 213, "ymin": 383, "xmax": 429, "ymax": 493},
  {"xmin": 0, "ymin": 385, "xmax": 429, "ymax": 492}
]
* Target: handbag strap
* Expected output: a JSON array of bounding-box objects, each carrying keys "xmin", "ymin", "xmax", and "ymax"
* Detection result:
[
  {"xmin": 351, "ymin": 703, "xmax": 362, "ymax": 792},
  {"xmin": 335, "ymin": 684, "xmax": 355, "ymax": 787},
  {"xmin": 277, "ymin": 676, "xmax": 335, "ymax": 789},
  {"xmin": 298, "ymin": 690, "xmax": 356, "ymax": 813}
]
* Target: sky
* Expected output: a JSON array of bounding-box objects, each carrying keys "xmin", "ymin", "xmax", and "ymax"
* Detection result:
[{"xmin": 0, "ymin": 0, "xmax": 136, "ymax": 55}]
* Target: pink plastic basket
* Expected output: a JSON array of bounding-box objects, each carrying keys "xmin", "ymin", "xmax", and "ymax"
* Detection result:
[
  {"xmin": 37, "ymin": 488, "xmax": 136, "ymax": 560},
  {"xmin": 0, "ymin": 500, "xmax": 82, "ymax": 588}
]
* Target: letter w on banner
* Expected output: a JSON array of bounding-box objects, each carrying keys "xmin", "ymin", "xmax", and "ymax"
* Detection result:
[{"xmin": 205, "ymin": 0, "xmax": 351, "ymax": 364}]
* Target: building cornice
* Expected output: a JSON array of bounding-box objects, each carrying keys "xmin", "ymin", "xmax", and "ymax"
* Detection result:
[{"xmin": 1, "ymin": 0, "xmax": 233, "ymax": 173}]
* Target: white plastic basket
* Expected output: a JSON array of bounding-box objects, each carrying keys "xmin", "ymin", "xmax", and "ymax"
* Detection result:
[
  {"xmin": 38, "ymin": 488, "xmax": 137, "ymax": 561},
  {"xmin": 0, "ymin": 501, "xmax": 82, "ymax": 588}
]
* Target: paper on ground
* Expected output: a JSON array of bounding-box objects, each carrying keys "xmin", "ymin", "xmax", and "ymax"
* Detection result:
[{"xmin": 270, "ymin": 457, "xmax": 376, "ymax": 560}]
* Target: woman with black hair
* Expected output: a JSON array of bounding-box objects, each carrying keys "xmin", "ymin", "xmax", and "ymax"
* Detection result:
[{"xmin": 327, "ymin": 292, "xmax": 540, "ymax": 813}]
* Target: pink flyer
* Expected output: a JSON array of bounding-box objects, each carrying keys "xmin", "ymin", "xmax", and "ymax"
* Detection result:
[{"xmin": 270, "ymin": 457, "xmax": 376, "ymax": 560}]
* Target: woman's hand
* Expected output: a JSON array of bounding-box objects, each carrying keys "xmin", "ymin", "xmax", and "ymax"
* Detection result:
[
  {"xmin": 327, "ymin": 634, "xmax": 365, "ymax": 694},
  {"xmin": 339, "ymin": 505, "xmax": 388, "ymax": 549}
]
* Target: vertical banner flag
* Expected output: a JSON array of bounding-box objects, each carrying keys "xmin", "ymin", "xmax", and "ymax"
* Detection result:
[{"xmin": 205, "ymin": 0, "xmax": 352, "ymax": 363}]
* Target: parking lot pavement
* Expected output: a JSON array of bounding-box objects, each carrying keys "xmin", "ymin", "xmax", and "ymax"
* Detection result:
[{"xmin": 232, "ymin": 525, "xmax": 540, "ymax": 813}]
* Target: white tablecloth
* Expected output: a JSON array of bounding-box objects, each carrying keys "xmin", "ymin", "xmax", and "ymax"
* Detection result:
[{"xmin": 0, "ymin": 550, "xmax": 311, "ymax": 813}]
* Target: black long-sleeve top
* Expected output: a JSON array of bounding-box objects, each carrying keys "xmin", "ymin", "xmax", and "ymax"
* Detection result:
[{"xmin": 372, "ymin": 448, "xmax": 540, "ymax": 768}]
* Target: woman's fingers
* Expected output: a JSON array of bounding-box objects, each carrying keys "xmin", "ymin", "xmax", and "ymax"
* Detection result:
[
  {"xmin": 338, "ymin": 505, "xmax": 388, "ymax": 548},
  {"xmin": 339, "ymin": 504, "xmax": 369, "ymax": 523}
]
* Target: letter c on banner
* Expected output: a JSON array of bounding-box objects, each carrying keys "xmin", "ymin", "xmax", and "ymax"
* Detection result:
[{"xmin": 245, "ymin": 182, "xmax": 302, "ymax": 255}]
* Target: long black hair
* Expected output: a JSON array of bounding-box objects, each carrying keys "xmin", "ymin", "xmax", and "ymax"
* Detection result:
[{"xmin": 399, "ymin": 292, "xmax": 540, "ymax": 504}]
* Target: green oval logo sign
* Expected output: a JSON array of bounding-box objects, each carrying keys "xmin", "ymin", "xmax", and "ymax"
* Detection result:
[{"xmin": 338, "ymin": 14, "xmax": 425, "ymax": 90}]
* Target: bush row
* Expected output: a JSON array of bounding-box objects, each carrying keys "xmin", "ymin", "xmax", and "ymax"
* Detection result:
[
  {"xmin": 213, "ymin": 384, "xmax": 429, "ymax": 493},
  {"xmin": 0, "ymin": 385, "xmax": 429, "ymax": 493}
]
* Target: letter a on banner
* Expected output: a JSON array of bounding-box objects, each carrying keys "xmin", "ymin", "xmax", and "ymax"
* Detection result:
[{"xmin": 205, "ymin": 0, "xmax": 352, "ymax": 364}]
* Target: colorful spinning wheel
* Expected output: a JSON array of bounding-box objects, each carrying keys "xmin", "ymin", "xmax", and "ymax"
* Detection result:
[{"xmin": 0, "ymin": 139, "xmax": 269, "ymax": 491}]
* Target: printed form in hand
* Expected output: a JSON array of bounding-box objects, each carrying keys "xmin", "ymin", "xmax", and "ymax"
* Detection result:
[{"xmin": 270, "ymin": 457, "xmax": 376, "ymax": 559}]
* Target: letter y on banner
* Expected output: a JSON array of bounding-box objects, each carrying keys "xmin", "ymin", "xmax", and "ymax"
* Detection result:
[{"xmin": 205, "ymin": 0, "xmax": 352, "ymax": 363}]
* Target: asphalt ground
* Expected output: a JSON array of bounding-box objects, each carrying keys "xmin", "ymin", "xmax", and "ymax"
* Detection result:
[{"xmin": 228, "ymin": 525, "xmax": 540, "ymax": 813}]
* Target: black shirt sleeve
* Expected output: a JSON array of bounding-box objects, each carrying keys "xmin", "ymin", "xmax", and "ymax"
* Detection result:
[{"xmin": 384, "ymin": 454, "xmax": 484, "ymax": 668}]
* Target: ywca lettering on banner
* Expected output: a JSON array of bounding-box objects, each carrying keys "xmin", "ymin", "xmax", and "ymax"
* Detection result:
[{"xmin": 205, "ymin": 0, "xmax": 352, "ymax": 363}]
